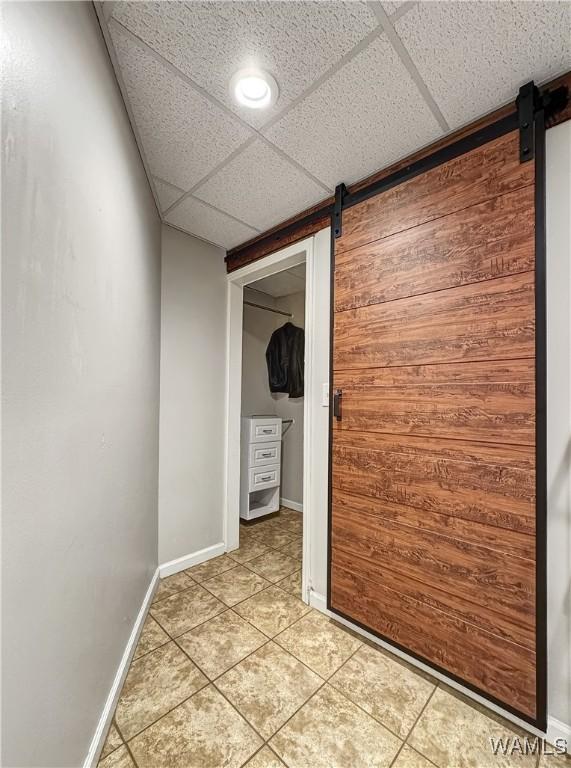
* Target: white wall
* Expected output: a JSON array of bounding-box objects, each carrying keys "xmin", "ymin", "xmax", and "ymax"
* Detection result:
[
  {"xmin": 546, "ymin": 120, "xmax": 571, "ymax": 734},
  {"xmin": 158, "ymin": 225, "xmax": 228, "ymax": 565},
  {"xmin": 1, "ymin": 4, "xmax": 161, "ymax": 766},
  {"xmin": 274, "ymin": 290, "xmax": 306, "ymax": 507},
  {"xmin": 241, "ymin": 288, "xmax": 279, "ymax": 418},
  {"xmin": 241, "ymin": 287, "xmax": 306, "ymax": 507}
]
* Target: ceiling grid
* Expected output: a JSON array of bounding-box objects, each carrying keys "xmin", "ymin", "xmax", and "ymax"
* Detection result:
[{"xmin": 96, "ymin": 0, "xmax": 571, "ymax": 251}]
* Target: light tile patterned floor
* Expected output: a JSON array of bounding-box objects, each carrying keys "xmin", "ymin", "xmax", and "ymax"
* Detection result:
[{"xmin": 99, "ymin": 508, "xmax": 567, "ymax": 768}]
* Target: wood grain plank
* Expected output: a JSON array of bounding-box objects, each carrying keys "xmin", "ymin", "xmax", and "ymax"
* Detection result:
[
  {"xmin": 331, "ymin": 504, "xmax": 534, "ymax": 644},
  {"xmin": 226, "ymin": 208, "xmax": 331, "ymax": 272},
  {"xmin": 335, "ymin": 185, "xmax": 534, "ymax": 312},
  {"xmin": 332, "ymin": 432, "xmax": 535, "ymax": 534},
  {"xmin": 334, "ymin": 271, "xmax": 535, "ymax": 370},
  {"xmin": 332, "ymin": 543, "xmax": 534, "ymax": 650},
  {"xmin": 332, "ymin": 487, "xmax": 535, "ymax": 562},
  {"xmin": 335, "ymin": 429, "xmax": 535, "ymax": 468},
  {"xmin": 333, "ymin": 359, "xmax": 535, "ymax": 445},
  {"xmin": 328, "ymin": 113, "xmax": 543, "ymax": 722},
  {"xmin": 331, "ymin": 558, "xmax": 537, "ymax": 719},
  {"xmin": 337, "ymin": 131, "xmax": 531, "ymax": 255}
]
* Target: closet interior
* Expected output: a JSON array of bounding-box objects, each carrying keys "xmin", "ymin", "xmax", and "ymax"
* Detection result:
[{"xmin": 238, "ymin": 264, "xmax": 306, "ymax": 568}]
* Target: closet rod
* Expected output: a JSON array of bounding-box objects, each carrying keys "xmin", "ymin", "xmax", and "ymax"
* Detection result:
[{"xmin": 244, "ymin": 300, "xmax": 292, "ymax": 318}]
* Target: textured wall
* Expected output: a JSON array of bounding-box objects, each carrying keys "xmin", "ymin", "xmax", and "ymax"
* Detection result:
[
  {"xmin": 546, "ymin": 120, "xmax": 571, "ymax": 731},
  {"xmin": 273, "ymin": 291, "xmax": 306, "ymax": 507},
  {"xmin": 158, "ymin": 225, "xmax": 228, "ymax": 564},
  {"xmin": 1, "ymin": 3, "xmax": 161, "ymax": 765},
  {"xmin": 241, "ymin": 287, "xmax": 306, "ymax": 508}
]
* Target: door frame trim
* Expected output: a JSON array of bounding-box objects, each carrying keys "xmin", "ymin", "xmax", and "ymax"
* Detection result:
[
  {"xmin": 224, "ymin": 234, "xmax": 317, "ymax": 603},
  {"xmin": 326, "ymin": 113, "xmax": 548, "ymax": 731}
]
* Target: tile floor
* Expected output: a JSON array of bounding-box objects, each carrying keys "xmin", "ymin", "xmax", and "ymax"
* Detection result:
[{"xmin": 99, "ymin": 508, "xmax": 568, "ymax": 768}]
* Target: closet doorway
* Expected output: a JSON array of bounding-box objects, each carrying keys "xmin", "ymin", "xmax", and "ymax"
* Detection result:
[
  {"xmin": 225, "ymin": 233, "xmax": 329, "ymax": 605},
  {"xmin": 237, "ymin": 265, "xmax": 306, "ymax": 592}
]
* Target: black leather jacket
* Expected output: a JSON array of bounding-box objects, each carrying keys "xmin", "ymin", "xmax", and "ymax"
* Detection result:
[{"xmin": 265, "ymin": 322, "xmax": 304, "ymax": 398}]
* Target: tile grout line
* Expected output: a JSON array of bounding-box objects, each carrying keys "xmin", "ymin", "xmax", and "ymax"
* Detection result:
[
  {"xmin": 400, "ymin": 684, "xmax": 441, "ymax": 764},
  {"xmin": 111, "ymin": 718, "xmax": 140, "ymax": 768},
  {"xmin": 153, "ymin": 571, "xmax": 299, "ymax": 643},
  {"xmin": 158, "ymin": 616, "xmax": 273, "ymax": 747},
  {"xmin": 96, "ymin": 717, "xmax": 125, "ymax": 766},
  {"xmin": 318, "ymin": 643, "xmax": 422, "ymax": 745},
  {"xmin": 151, "ymin": 520, "xmax": 302, "ymax": 615},
  {"xmin": 261, "ymin": 642, "xmax": 371, "ymax": 761},
  {"xmin": 166, "ymin": 604, "xmax": 342, "ymax": 754},
  {"xmin": 254, "ymin": 643, "xmax": 373, "ymax": 762},
  {"xmin": 149, "ymin": 520, "xmax": 302, "ymax": 640},
  {"xmin": 126, "ymin": 596, "xmax": 312, "ymax": 749},
  {"xmin": 102, "ymin": 511, "xmax": 499, "ymax": 768},
  {"xmin": 109, "ymin": 511, "xmax": 440, "ymax": 765},
  {"xmin": 174, "ymin": 612, "xmax": 271, "ymax": 683},
  {"xmin": 122, "ymin": 613, "xmax": 270, "ymax": 748},
  {"xmin": 130, "ymin": 636, "xmax": 172, "ymax": 665},
  {"xmin": 114, "ymin": 515, "xmax": 308, "ymax": 758}
]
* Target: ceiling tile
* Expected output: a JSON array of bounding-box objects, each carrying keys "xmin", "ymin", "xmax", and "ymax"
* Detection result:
[
  {"xmin": 111, "ymin": 1, "xmax": 379, "ymax": 128},
  {"xmin": 109, "ymin": 22, "xmax": 251, "ymax": 190},
  {"xmin": 395, "ymin": 1, "xmax": 571, "ymax": 129},
  {"xmin": 165, "ymin": 196, "xmax": 258, "ymax": 250},
  {"xmin": 264, "ymin": 35, "xmax": 443, "ymax": 189},
  {"xmin": 153, "ymin": 177, "xmax": 184, "ymax": 212},
  {"xmin": 193, "ymin": 139, "xmax": 329, "ymax": 231},
  {"xmin": 382, "ymin": 1, "xmax": 408, "ymax": 15}
]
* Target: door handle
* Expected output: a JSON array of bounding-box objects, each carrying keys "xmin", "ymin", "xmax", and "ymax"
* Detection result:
[{"xmin": 333, "ymin": 389, "xmax": 343, "ymax": 421}]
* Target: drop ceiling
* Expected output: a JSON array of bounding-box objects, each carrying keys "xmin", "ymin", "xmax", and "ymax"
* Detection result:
[{"xmin": 97, "ymin": 1, "xmax": 570, "ymax": 252}]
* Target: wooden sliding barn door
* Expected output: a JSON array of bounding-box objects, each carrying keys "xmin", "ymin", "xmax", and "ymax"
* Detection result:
[{"xmin": 328, "ymin": 119, "xmax": 546, "ymax": 727}]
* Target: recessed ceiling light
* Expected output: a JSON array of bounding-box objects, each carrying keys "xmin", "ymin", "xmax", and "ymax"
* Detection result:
[{"xmin": 230, "ymin": 68, "xmax": 279, "ymax": 110}]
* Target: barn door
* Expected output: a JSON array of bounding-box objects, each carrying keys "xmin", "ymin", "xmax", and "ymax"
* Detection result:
[{"xmin": 328, "ymin": 107, "xmax": 547, "ymax": 728}]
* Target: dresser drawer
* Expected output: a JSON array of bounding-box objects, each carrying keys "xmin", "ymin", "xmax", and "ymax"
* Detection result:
[
  {"xmin": 249, "ymin": 441, "xmax": 281, "ymax": 468},
  {"xmin": 249, "ymin": 464, "xmax": 280, "ymax": 492},
  {"xmin": 249, "ymin": 418, "xmax": 282, "ymax": 443}
]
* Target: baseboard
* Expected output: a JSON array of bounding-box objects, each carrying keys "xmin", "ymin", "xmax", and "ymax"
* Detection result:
[
  {"xmin": 159, "ymin": 542, "xmax": 225, "ymax": 578},
  {"xmin": 309, "ymin": 591, "xmax": 567, "ymax": 744},
  {"xmin": 280, "ymin": 498, "xmax": 303, "ymax": 513},
  {"xmin": 309, "ymin": 590, "xmax": 327, "ymax": 613},
  {"xmin": 547, "ymin": 717, "xmax": 571, "ymax": 753},
  {"xmin": 84, "ymin": 568, "xmax": 159, "ymax": 767}
]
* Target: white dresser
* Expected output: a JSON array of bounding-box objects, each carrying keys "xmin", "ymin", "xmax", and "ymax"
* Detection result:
[{"xmin": 240, "ymin": 416, "xmax": 282, "ymax": 521}]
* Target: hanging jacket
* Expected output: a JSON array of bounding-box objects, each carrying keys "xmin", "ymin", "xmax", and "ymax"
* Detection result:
[{"xmin": 265, "ymin": 322, "xmax": 305, "ymax": 398}]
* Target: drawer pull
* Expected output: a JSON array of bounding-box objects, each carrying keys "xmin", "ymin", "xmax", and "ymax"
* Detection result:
[
  {"xmin": 261, "ymin": 428, "xmax": 273, "ymax": 434},
  {"xmin": 259, "ymin": 474, "xmax": 273, "ymax": 481},
  {"xmin": 260, "ymin": 452, "xmax": 272, "ymax": 457}
]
